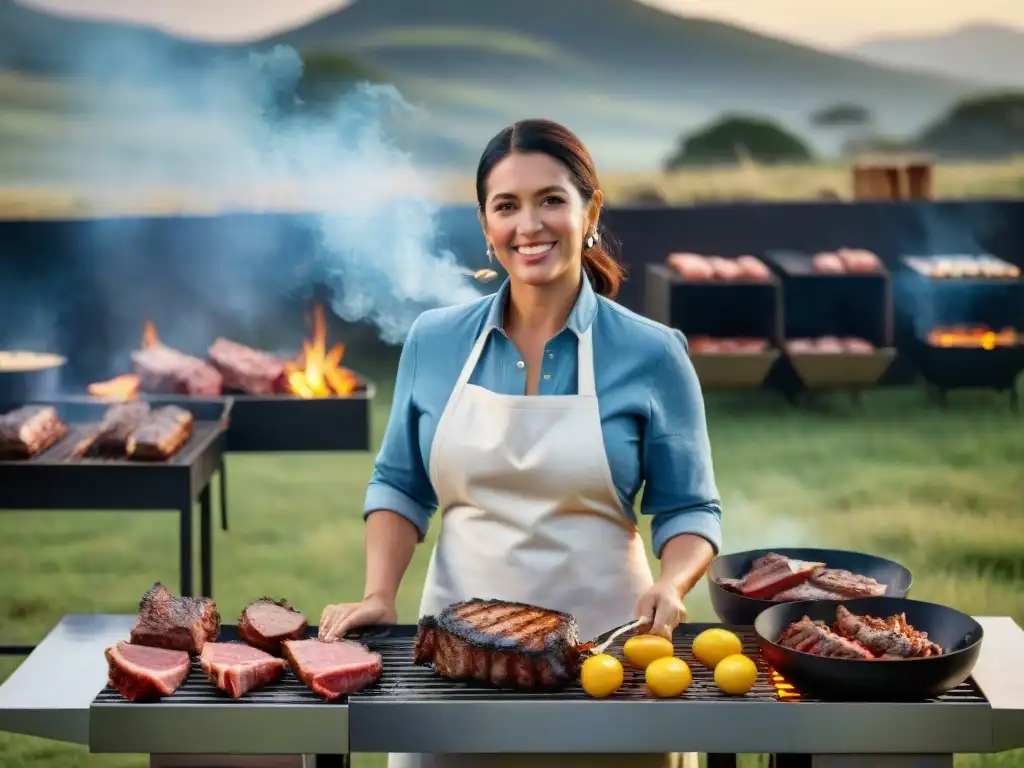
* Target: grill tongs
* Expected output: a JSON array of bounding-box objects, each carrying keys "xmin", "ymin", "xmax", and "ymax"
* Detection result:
[{"xmin": 578, "ymin": 617, "xmax": 650, "ymax": 657}]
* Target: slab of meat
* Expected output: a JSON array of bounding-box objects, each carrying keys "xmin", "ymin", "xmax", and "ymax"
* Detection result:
[
  {"xmin": 132, "ymin": 344, "xmax": 223, "ymax": 397},
  {"xmin": 208, "ymin": 338, "xmax": 288, "ymax": 396},
  {"xmin": 239, "ymin": 598, "xmax": 308, "ymax": 655},
  {"xmin": 105, "ymin": 640, "xmax": 191, "ymax": 701},
  {"xmin": 283, "ymin": 638, "xmax": 382, "ymax": 701},
  {"xmin": 0, "ymin": 405, "xmax": 67, "ymax": 459},
  {"xmin": 777, "ymin": 616, "xmax": 875, "ymax": 660},
  {"xmin": 833, "ymin": 605, "xmax": 943, "ymax": 658},
  {"xmin": 732, "ymin": 553, "xmax": 826, "ymax": 599},
  {"xmin": 414, "ymin": 598, "xmax": 583, "ymax": 691},
  {"xmin": 771, "ymin": 569, "xmax": 887, "ymax": 601},
  {"xmin": 125, "ymin": 405, "xmax": 194, "ymax": 461},
  {"xmin": 200, "ymin": 642, "xmax": 287, "ymax": 698},
  {"xmin": 130, "ymin": 583, "xmax": 220, "ymax": 654},
  {"xmin": 81, "ymin": 401, "xmax": 151, "ymax": 457}
]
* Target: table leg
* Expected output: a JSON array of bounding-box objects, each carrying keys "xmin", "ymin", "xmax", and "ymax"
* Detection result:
[
  {"xmin": 707, "ymin": 755, "xmax": 738, "ymax": 768},
  {"xmin": 179, "ymin": 496, "xmax": 194, "ymax": 597},
  {"xmin": 219, "ymin": 457, "xmax": 229, "ymax": 531},
  {"xmin": 313, "ymin": 756, "xmax": 349, "ymax": 767},
  {"xmin": 200, "ymin": 484, "xmax": 213, "ymax": 598},
  {"xmin": 774, "ymin": 757, "xmax": 953, "ymax": 768}
]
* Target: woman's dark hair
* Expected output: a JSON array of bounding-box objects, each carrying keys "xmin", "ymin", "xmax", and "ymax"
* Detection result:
[{"xmin": 475, "ymin": 119, "xmax": 625, "ymax": 299}]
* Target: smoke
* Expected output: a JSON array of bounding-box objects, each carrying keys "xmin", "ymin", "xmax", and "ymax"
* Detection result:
[{"xmin": 34, "ymin": 36, "xmax": 482, "ymax": 347}]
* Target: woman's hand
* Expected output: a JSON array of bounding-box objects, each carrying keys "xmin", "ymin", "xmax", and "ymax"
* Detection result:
[
  {"xmin": 633, "ymin": 580, "xmax": 687, "ymax": 639},
  {"xmin": 318, "ymin": 594, "xmax": 398, "ymax": 642}
]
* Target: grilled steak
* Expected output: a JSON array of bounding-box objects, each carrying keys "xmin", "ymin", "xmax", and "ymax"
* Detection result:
[
  {"xmin": 132, "ymin": 344, "xmax": 223, "ymax": 397},
  {"xmin": 0, "ymin": 405, "xmax": 67, "ymax": 459},
  {"xmin": 125, "ymin": 405, "xmax": 194, "ymax": 461},
  {"xmin": 283, "ymin": 639, "xmax": 383, "ymax": 701},
  {"xmin": 208, "ymin": 338, "xmax": 288, "ymax": 396},
  {"xmin": 200, "ymin": 642, "xmax": 287, "ymax": 698},
  {"xmin": 238, "ymin": 598, "xmax": 308, "ymax": 655},
  {"xmin": 734, "ymin": 553, "xmax": 826, "ymax": 599},
  {"xmin": 84, "ymin": 401, "xmax": 152, "ymax": 457},
  {"xmin": 833, "ymin": 605, "xmax": 943, "ymax": 658},
  {"xmin": 772, "ymin": 568, "xmax": 887, "ymax": 601},
  {"xmin": 105, "ymin": 640, "xmax": 191, "ymax": 701},
  {"xmin": 130, "ymin": 583, "xmax": 220, "ymax": 654},
  {"xmin": 413, "ymin": 598, "xmax": 583, "ymax": 691},
  {"xmin": 777, "ymin": 616, "xmax": 875, "ymax": 659}
]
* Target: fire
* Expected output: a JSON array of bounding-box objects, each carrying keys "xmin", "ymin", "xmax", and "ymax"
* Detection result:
[
  {"xmin": 142, "ymin": 320, "xmax": 160, "ymax": 349},
  {"xmin": 86, "ymin": 321, "xmax": 161, "ymax": 401},
  {"xmin": 927, "ymin": 326, "xmax": 1019, "ymax": 350},
  {"xmin": 284, "ymin": 304, "xmax": 359, "ymax": 399},
  {"xmin": 770, "ymin": 670, "xmax": 802, "ymax": 701}
]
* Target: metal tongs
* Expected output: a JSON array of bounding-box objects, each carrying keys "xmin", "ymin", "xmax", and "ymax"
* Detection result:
[{"xmin": 579, "ymin": 617, "xmax": 650, "ymax": 656}]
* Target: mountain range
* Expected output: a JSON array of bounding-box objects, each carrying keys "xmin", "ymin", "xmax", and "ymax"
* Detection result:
[
  {"xmin": 850, "ymin": 23, "xmax": 1024, "ymax": 88},
  {"xmin": 0, "ymin": 0, "xmax": 989, "ymax": 174}
]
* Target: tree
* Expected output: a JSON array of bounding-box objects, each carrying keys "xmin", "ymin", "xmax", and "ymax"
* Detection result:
[
  {"xmin": 664, "ymin": 115, "xmax": 813, "ymax": 170},
  {"xmin": 915, "ymin": 91, "xmax": 1024, "ymax": 159}
]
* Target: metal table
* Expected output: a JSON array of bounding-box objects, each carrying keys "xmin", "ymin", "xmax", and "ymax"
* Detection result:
[{"xmin": 0, "ymin": 615, "xmax": 1022, "ymax": 768}]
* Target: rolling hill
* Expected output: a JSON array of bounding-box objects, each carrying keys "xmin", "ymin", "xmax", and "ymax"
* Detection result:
[{"xmin": 0, "ymin": 0, "xmax": 986, "ymax": 176}]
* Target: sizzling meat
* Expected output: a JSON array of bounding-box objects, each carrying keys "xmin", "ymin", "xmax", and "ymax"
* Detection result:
[
  {"xmin": 238, "ymin": 598, "xmax": 308, "ymax": 655},
  {"xmin": 132, "ymin": 344, "xmax": 223, "ymax": 397},
  {"xmin": 200, "ymin": 642, "xmax": 287, "ymax": 698},
  {"xmin": 81, "ymin": 401, "xmax": 151, "ymax": 457},
  {"xmin": 717, "ymin": 553, "xmax": 887, "ymax": 601},
  {"xmin": 0, "ymin": 405, "xmax": 67, "ymax": 459},
  {"xmin": 208, "ymin": 338, "xmax": 287, "ymax": 396},
  {"xmin": 777, "ymin": 607, "xmax": 944, "ymax": 660},
  {"xmin": 772, "ymin": 568, "xmax": 888, "ymax": 601},
  {"xmin": 129, "ymin": 583, "xmax": 220, "ymax": 655},
  {"xmin": 125, "ymin": 405, "xmax": 194, "ymax": 461},
  {"xmin": 283, "ymin": 639, "xmax": 382, "ymax": 701},
  {"xmin": 413, "ymin": 598, "xmax": 583, "ymax": 691},
  {"xmin": 105, "ymin": 641, "xmax": 191, "ymax": 701}
]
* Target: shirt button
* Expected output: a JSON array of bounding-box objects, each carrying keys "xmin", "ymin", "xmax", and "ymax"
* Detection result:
[
  {"xmin": 543, "ymin": 374, "xmax": 551, "ymax": 380},
  {"xmin": 516, "ymin": 360, "xmax": 525, "ymax": 369},
  {"xmin": 548, "ymin": 352, "xmax": 555, "ymax": 359}
]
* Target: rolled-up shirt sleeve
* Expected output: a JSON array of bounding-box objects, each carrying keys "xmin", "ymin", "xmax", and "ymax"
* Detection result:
[
  {"xmin": 641, "ymin": 330, "xmax": 723, "ymax": 557},
  {"xmin": 363, "ymin": 317, "xmax": 437, "ymax": 539}
]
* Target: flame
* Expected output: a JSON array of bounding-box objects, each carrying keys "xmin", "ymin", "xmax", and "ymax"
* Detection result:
[
  {"xmin": 770, "ymin": 670, "xmax": 802, "ymax": 701},
  {"xmin": 927, "ymin": 326, "xmax": 1018, "ymax": 350},
  {"xmin": 87, "ymin": 374, "xmax": 141, "ymax": 401},
  {"xmin": 142, "ymin": 320, "xmax": 160, "ymax": 349},
  {"xmin": 284, "ymin": 304, "xmax": 359, "ymax": 399}
]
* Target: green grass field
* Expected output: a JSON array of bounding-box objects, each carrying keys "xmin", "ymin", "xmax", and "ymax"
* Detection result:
[{"xmin": 1, "ymin": 378, "xmax": 1022, "ymax": 767}]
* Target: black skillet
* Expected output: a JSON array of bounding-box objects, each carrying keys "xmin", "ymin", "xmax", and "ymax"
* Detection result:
[
  {"xmin": 755, "ymin": 596, "xmax": 984, "ymax": 701},
  {"xmin": 707, "ymin": 547, "xmax": 913, "ymax": 626}
]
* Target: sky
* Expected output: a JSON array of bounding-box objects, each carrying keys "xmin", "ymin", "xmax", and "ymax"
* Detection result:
[{"xmin": 23, "ymin": 0, "xmax": 1024, "ymax": 49}]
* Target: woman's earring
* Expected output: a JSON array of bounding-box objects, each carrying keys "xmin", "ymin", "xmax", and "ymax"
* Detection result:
[
  {"xmin": 585, "ymin": 232, "xmax": 597, "ymax": 249},
  {"xmin": 486, "ymin": 244, "xmax": 494, "ymax": 262}
]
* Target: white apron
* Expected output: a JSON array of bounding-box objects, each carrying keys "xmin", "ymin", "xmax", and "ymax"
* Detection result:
[{"xmin": 388, "ymin": 325, "xmax": 696, "ymax": 768}]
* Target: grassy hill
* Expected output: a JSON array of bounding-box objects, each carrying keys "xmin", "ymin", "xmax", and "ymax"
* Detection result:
[{"xmin": 0, "ymin": 0, "xmax": 984, "ymax": 179}]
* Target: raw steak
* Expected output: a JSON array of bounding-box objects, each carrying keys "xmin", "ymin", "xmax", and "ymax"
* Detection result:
[
  {"xmin": 735, "ymin": 553, "xmax": 826, "ymax": 599},
  {"xmin": 130, "ymin": 583, "xmax": 220, "ymax": 654},
  {"xmin": 125, "ymin": 405, "xmax": 194, "ymax": 461},
  {"xmin": 283, "ymin": 639, "xmax": 383, "ymax": 701},
  {"xmin": 208, "ymin": 338, "xmax": 287, "ymax": 396},
  {"xmin": 238, "ymin": 598, "xmax": 308, "ymax": 655},
  {"xmin": 0, "ymin": 405, "xmax": 67, "ymax": 458},
  {"xmin": 414, "ymin": 598, "xmax": 583, "ymax": 691},
  {"xmin": 200, "ymin": 642, "xmax": 287, "ymax": 698},
  {"xmin": 105, "ymin": 640, "xmax": 191, "ymax": 701},
  {"xmin": 132, "ymin": 344, "xmax": 223, "ymax": 397}
]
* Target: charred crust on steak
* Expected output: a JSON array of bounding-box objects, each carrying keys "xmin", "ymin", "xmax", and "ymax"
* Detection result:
[
  {"xmin": 433, "ymin": 598, "xmax": 581, "ymax": 657},
  {"xmin": 130, "ymin": 582, "xmax": 221, "ymax": 655}
]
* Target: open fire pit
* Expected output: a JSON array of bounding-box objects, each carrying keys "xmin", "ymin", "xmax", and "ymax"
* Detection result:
[
  {"xmin": 763, "ymin": 249, "xmax": 897, "ymax": 404},
  {"xmin": 645, "ymin": 255, "xmax": 782, "ymax": 389},
  {"xmin": 85, "ymin": 304, "xmax": 374, "ymax": 452},
  {"xmin": 896, "ymin": 255, "xmax": 1024, "ymax": 408}
]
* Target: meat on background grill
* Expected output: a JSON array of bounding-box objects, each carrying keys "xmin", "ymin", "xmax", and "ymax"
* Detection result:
[
  {"xmin": 125, "ymin": 405, "xmax": 194, "ymax": 461},
  {"xmin": 666, "ymin": 253, "xmax": 772, "ymax": 281},
  {"xmin": 200, "ymin": 642, "xmax": 287, "ymax": 698},
  {"xmin": 105, "ymin": 641, "xmax": 191, "ymax": 701},
  {"xmin": 132, "ymin": 344, "xmax": 223, "ymax": 397},
  {"xmin": 787, "ymin": 337, "xmax": 876, "ymax": 354},
  {"xmin": 208, "ymin": 337, "xmax": 288, "ymax": 396},
  {"xmin": 85, "ymin": 401, "xmax": 151, "ymax": 456},
  {"xmin": 413, "ymin": 598, "xmax": 583, "ymax": 691},
  {"xmin": 129, "ymin": 583, "xmax": 220, "ymax": 655},
  {"xmin": 238, "ymin": 598, "xmax": 308, "ymax": 655},
  {"xmin": 283, "ymin": 638, "xmax": 383, "ymax": 701},
  {"xmin": 778, "ymin": 606, "xmax": 944, "ymax": 660},
  {"xmin": 717, "ymin": 552, "xmax": 887, "ymax": 601},
  {"xmin": 0, "ymin": 405, "xmax": 67, "ymax": 458}
]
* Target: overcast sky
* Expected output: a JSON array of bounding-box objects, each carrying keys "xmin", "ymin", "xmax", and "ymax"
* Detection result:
[{"xmin": 23, "ymin": 0, "xmax": 1024, "ymax": 49}]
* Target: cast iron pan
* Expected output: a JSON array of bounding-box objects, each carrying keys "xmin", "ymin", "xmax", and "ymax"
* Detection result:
[
  {"xmin": 755, "ymin": 596, "xmax": 984, "ymax": 701},
  {"xmin": 708, "ymin": 547, "xmax": 912, "ymax": 625}
]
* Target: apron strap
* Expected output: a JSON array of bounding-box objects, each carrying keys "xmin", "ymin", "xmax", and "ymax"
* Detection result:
[
  {"xmin": 453, "ymin": 326, "xmax": 494, "ymax": 392},
  {"xmin": 577, "ymin": 326, "xmax": 596, "ymax": 397}
]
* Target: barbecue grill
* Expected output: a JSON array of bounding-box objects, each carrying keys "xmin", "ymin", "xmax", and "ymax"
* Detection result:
[
  {"xmin": 763, "ymin": 251, "xmax": 896, "ymax": 403},
  {"xmin": 644, "ymin": 263, "xmax": 783, "ymax": 389},
  {"xmin": 3, "ymin": 614, "xmax": 1022, "ymax": 768},
  {"xmin": 0, "ymin": 398, "xmax": 229, "ymax": 640},
  {"xmin": 894, "ymin": 255, "xmax": 1024, "ymax": 408}
]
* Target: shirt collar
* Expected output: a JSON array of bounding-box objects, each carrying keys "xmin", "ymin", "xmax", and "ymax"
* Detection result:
[{"xmin": 485, "ymin": 269, "xmax": 599, "ymax": 337}]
